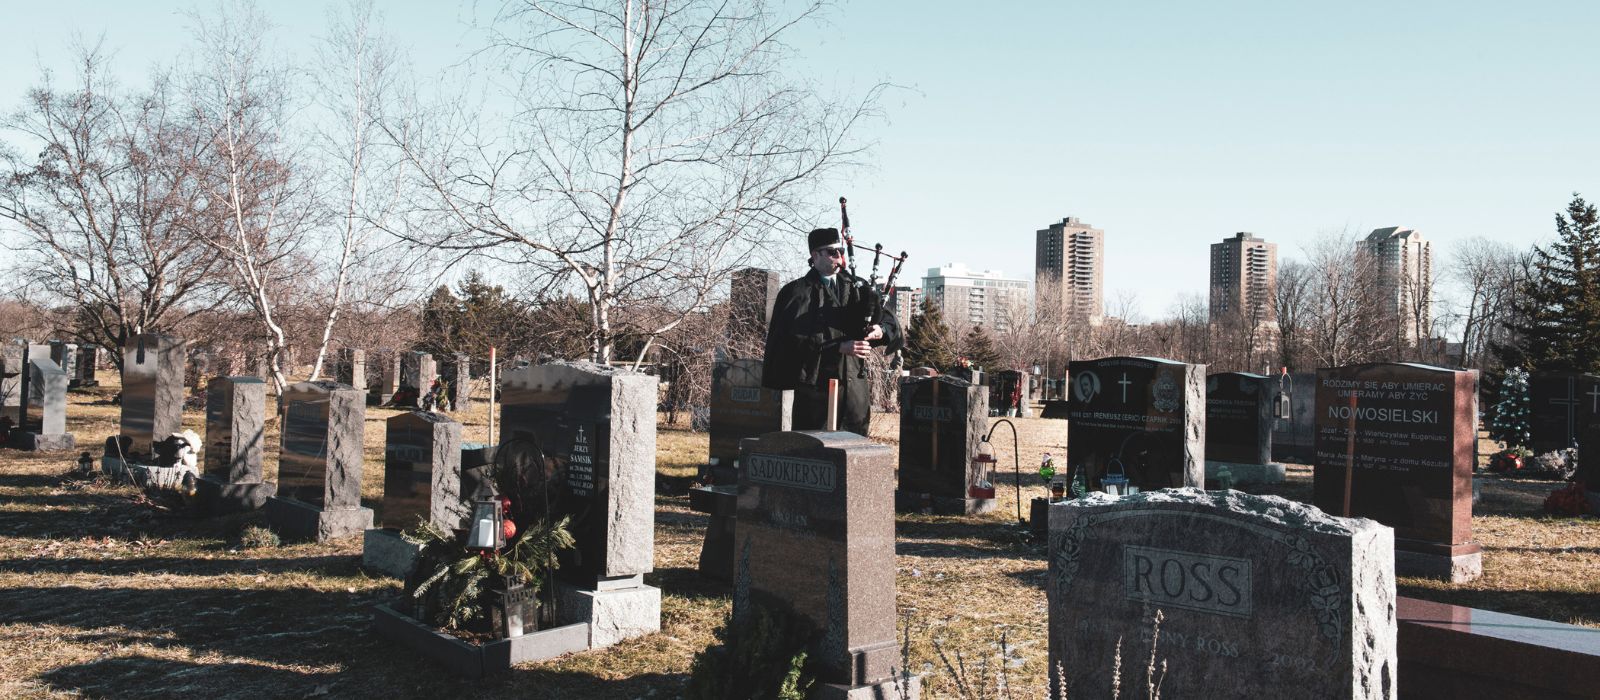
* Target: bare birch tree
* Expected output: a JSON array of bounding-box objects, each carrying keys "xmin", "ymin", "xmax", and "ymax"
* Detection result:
[
  {"xmin": 1448, "ymin": 237, "xmax": 1527, "ymax": 369},
  {"xmin": 1304, "ymin": 232, "xmax": 1391, "ymax": 367},
  {"xmin": 384, "ymin": 0, "xmax": 882, "ymax": 364}
]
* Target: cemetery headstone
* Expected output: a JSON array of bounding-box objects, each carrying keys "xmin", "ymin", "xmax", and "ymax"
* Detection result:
[
  {"xmin": 733, "ymin": 430, "xmax": 916, "ymax": 697},
  {"xmin": 691, "ymin": 358, "xmax": 793, "ymax": 581},
  {"xmin": 1067, "ymin": 356, "xmax": 1205, "ymax": 492},
  {"xmin": 440, "ymin": 353, "xmax": 472, "ymax": 410},
  {"xmin": 400, "ymin": 351, "xmax": 436, "ymax": 390},
  {"xmin": 369, "ymin": 350, "xmax": 401, "ymax": 405},
  {"xmin": 48, "ymin": 342, "xmax": 78, "ymax": 388},
  {"xmin": 120, "ymin": 334, "xmax": 186, "ymax": 455},
  {"xmin": 992, "ymin": 369, "xmax": 1031, "ymax": 417},
  {"xmin": 729, "ymin": 267, "xmax": 781, "ymax": 341},
  {"xmin": 336, "ymin": 348, "xmax": 366, "ymax": 392},
  {"xmin": 14, "ymin": 342, "xmax": 50, "ymax": 425},
  {"xmin": 1048, "ymin": 489, "xmax": 1397, "ymax": 699},
  {"xmin": 74, "ymin": 345, "xmax": 99, "ymax": 387},
  {"xmin": 1528, "ymin": 371, "xmax": 1600, "ymax": 454},
  {"xmin": 266, "ymin": 380, "xmax": 373, "ymax": 541},
  {"xmin": 1573, "ymin": 420, "xmax": 1600, "ymax": 518},
  {"xmin": 1271, "ymin": 371, "xmax": 1315, "ymax": 463},
  {"xmin": 1313, "ymin": 363, "xmax": 1481, "ymax": 582},
  {"xmin": 187, "ymin": 347, "xmax": 215, "ymax": 389},
  {"xmin": 1, "ymin": 341, "xmax": 24, "ymax": 419},
  {"xmin": 895, "ymin": 374, "xmax": 992, "ymax": 514},
  {"xmin": 1205, "ymin": 372, "xmax": 1284, "ymax": 485},
  {"xmin": 9, "ymin": 357, "xmax": 75, "ymax": 451},
  {"xmin": 365, "ymin": 410, "xmax": 464, "ymax": 578},
  {"xmin": 500, "ymin": 360, "xmax": 660, "ymax": 647},
  {"xmin": 196, "ymin": 376, "xmax": 275, "ymax": 514}
]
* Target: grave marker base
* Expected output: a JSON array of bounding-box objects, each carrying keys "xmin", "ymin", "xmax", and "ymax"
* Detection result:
[
  {"xmin": 372, "ymin": 603, "xmax": 590, "ymax": 678},
  {"xmin": 1204, "ymin": 460, "xmax": 1286, "ymax": 485},
  {"xmin": 555, "ymin": 581, "xmax": 661, "ymax": 648},
  {"xmin": 1396, "ymin": 540, "xmax": 1483, "ymax": 583},
  {"xmin": 7, "ymin": 432, "xmax": 75, "ymax": 452},
  {"xmin": 363, "ymin": 528, "xmax": 421, "ymax": 579},
  {"xmin": 893, "ymin": 490, "xmax": 997, "ymax": 515},
  {"xmin": 194, "ymin": 475, "xmax": 275, "ymax": 515},
  {"xmin": 265, "ymin": 496, "xmax": 373, "ymax": 542},
  {"xmin": 815, "ymin": 675, "xmax": 922, "ymax": 699}
]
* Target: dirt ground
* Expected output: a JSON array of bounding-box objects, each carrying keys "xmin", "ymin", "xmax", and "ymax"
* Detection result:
[{"xmin": 0, "ymin": 378, "xmax": 1596, "ymax": 698}]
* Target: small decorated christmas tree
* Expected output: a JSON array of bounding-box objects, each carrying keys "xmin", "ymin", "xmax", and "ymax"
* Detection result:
[{"xmin": 1488, "ymin": 367, "xmax": 1532, "ymax": 452}]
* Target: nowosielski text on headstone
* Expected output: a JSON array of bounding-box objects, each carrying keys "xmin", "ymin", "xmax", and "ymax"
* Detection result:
[
  {"xmin": 1067, "ymin": 356, "xmax": 1206, "ymax": 492},
  {"xmin": 498, "ymin": 360, "xmax": 660, "ymax": 649},
  {"xmin": 265, "ymin": 380, "xmax": 374, "ymax": 542},
  {"xmin": 1313, "ymin": 362, "xmax": 1482, "ymax": 582},
  {"xmin": 731, "ymin": 430, "xmax": 921, "ymax": 698},
  {"xmin": 1048, "ymin": 489, "xmax": 1397, "ymax": 699}
]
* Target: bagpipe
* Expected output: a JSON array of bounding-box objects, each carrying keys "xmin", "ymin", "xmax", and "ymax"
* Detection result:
[{"xmin": 837, "ymin": 196, "xmax": 908, "ymax": 342}]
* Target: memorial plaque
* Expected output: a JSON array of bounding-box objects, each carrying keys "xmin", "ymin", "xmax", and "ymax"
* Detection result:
[
  {"xmin": 734, "ymin": 430, "xmax": 902, "ymax": 692},
  {"xmin": 1528, "ymin": 371, "xmax": 1600, "ymax": 454},
  {"xmin": 336, "ymin": 348, "xmax": 366, "ymax": 391},
  {"xmin": 499, "ymin": 360, "xmax": 656, "ymax": 586},
  {"xmin": 1048, "ymin": 489, "xmax": 1397, "ymax": 700},
  {"xmin": 204, "ymin": 377, "xmax": 266, "ymax": 483},
  {"xmin": 1067, "ymin": 356, "xmax": 1205, "ymax": 491},
  {"xmin": 382, "ymin": 411, "xmax": 465, "ymax": 530},
  {"xmin": 1271, "ymin": 371, "xmax": 1315, "ymax": 463},
  {"xmin": 1206, "ymin": 372, "xmax": 1273, "ymax": 464},
  {"xmin": 1313, "ymin": 363, "xmax": 1480, "ymax": 581},
  {"xmin": 121, "ymin": 334, "xmax": 186, "ymax": 453},
  {"xmin": 896, "ymin": 374, "xmax": 989, "ymax": 512},
  {"xmin": 707, "ymin": 359, "xmax": 792, "ymax": 482},
  {"xmin": 278, "ymin": 381, "xmax": 366, "ymax": 509}
]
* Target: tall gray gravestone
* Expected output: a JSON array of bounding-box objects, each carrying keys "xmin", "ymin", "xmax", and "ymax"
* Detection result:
[
  {"xmin": 1205, "ymin": 372, "xmax": 1284, "ymax": 485},
  {"xmin": 1314, "ymin": 363, "xmax": 1481, "ymax": 582},
  {"xmin": 1, "ymin": 341, "xmax": 24, "ymax": 420},
  {"xmin": 1528, "ymin": 371, "xmax": 1600, "ymax": 454},
  {"xmin": 1067, "ymin": 356, "xmax": 1205, "ymax": 492},
  {"xmin": 13, "ymin": 342, "xmax": 50, "ymax": 426},
  {"xmin": 48, "ymin": 342, "xmax": 77, "ymax": 388},
  {"xmin": 369, "ymin": 350, "xmax": 401, "ymax": 405},
  {"xmin": 440, "ymin": 353, "xmax": 471, "ymax": 410},
  {"xmin": 197, "ymin": 376, "xmax": 275, "ymax": 514},
  {"xmin": 266, "ymin": 381, "xmax": 373, "ymax": 541},
  {"xmin": 400, "ymin": 351, "xmax": 436, "ymax": 391},
  {"xmin": 690, "ymin": 358, "xmax": 793, "ymax": 582},
  {"xmin": 75, "ymin": 345, "xmax": 100, "ymax": 387},
  {"xmin": 336, "ymin": 348, "xmax": 366, "ymax": 392},
  {"xmin": 1048, "ymin": 489, "xmax": 1397, "ymax": 699},
  {"xmin": 9, "ymin": 357, "xmax": 74, "ymax": 451},
  {"xmin": 500, "ymin": 360, "xmax": 660, "ymax": 647},
  {"xmin": 364, "ymin": 411, "xmax": 464, "ymax": 578},
  {"xmin": 121, "ymin": 334, "xmax": 186, "ymax": 455},
  {"xmin": 895, "ymin": 374, "xmax": 992, "ymax": 514},
  {"xmin": 1271, "ymin": 371, "xmax": 1314, "ymax": 463},
  {"xmin": 730, "ymin": 267, "xmax": 781, "ymax": 341},
  {"xmin": 733, "ymin": 430, "xmax": 916, "ymax": 698}
]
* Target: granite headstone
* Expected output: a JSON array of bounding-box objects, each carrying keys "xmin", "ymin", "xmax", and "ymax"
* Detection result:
[
  {"xmin": 197, "ymin": 376, "xmax": 275, "ymax": 513},
  {"xmin": 707, "ymin": 359, "xmax": 792, "ymax": 483},
  {"xmin": 1205, "ymin": 372, "xmax": 1284, "ymax": 485},
  {"xmin": 1048, "ymin": 489, "xmax": 1396, "ymax": 699},
  {"xmin": 895, "ymin": 374, "xmax": 991, "ymax": 514},
  {"xmin": 336, "ymin": 348, "xmax": 366, "ymax": 392},
  {"xmin": 1528, "ymin": 371, "xmax": 1600, "ymax": 454},
  {"xmin": 1067, "ymin": 356, "xmax": 1206, "ymax": 492},
  {"xmin": 120, "ymin": 334, "xmax": 186, "ymax": 454},
  {"xmin": 266, "ymin": 381, "xmax": 373, "ymax": 541},
  {"xmin": 9, "ymin": 357, "xmax": 74, "ymax": 451},
  {"xmin": 1271, "ymin": 371, "xmax": 1315, "ymax": 463},
  {"xmin": 440, "ymin": 353, "xmax": 472, "ymax": 410},
  {"xmin": 1313, "ymin": 363, "xmax": 1481, "ymax": 582}
]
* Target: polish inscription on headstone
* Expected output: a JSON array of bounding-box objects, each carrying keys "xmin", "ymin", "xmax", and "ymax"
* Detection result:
[
  {"xmin": 1067, "ymin": 356, "xmax": 1205, "ymax": 492},
  {"xmin": 1528, "ymin": 371, "xmax": 1600, "ymax": 454},
  {"xmin": 1205, "ymin": 372, "xmax": 1284, "ymax": 485},
  {"xmin": 1048, "ymin": 489, "xmax": 1397, "ymax": 699},
  {"xmin": 198, "ymin": 376, "xmax": 275, "ymax": 513},
  {"xmin": 734, "ymin": 430, "xmax": 912, "ymax": 697},
  {"xmin": 896, "ymin": 374, "xmax": 991, "ymax": 513},
  {"xmin": 1313, "ymin": 363, "xmax": 1481, "ymax": 582},
  {"xmin": 121, "ymin": 334, "xmax": 187, "ymax": 454},
  {"xmin": 267, "ymin": 381, "xmax": 372, "ymax": 541}
]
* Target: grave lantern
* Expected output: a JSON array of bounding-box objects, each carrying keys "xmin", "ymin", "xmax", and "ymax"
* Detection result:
[
  {"xmin": 489, "ymin": 580, "xmax": 537, "ymax": 639},
  {"xmin": 1275, "ymin": 368, "xmax": 1293, "ymax": 420},
  {"xmin": 1101, "ymin": 459, "xmax": 1130, "ymax": 495},
  {"xmin": 466, "ymin": 499, "xmax": 505, "ymax": 552},
  {"xmin": 969, "ymin": 439, "xmax": 997, "ymax": 499}
]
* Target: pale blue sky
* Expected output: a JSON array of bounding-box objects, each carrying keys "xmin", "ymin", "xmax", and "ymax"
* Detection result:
[{"xmin": 4, "ymin": 1, "xmax": 1598, "ymax": 325}]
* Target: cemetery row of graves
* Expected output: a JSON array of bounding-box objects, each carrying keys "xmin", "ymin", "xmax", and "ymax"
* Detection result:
[{"xmin": 2, "ymin": 334, "xmax": 1599, "ymax": 698}]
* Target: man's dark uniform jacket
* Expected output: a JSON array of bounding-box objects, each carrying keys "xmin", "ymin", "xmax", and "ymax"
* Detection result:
[{"xmin": 761, "ymin": 268, "xmax": 903, "ymax": 436}]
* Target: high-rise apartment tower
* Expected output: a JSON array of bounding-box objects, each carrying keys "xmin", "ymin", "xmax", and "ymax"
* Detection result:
[
  {"xmin": 1208, "ymin": 232, "xmax": 1277, "ymax": 324},
  {"xmin": 1364, "ymin": 227, "xmax": 1433, "ymax": 343},
  {"xmin": 1035, "ymin": 217, "xmax": 1104, "ymax": 323}
]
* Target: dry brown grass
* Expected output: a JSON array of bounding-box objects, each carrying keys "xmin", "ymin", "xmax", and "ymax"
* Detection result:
[{"xmin": 0, "ymin": 379, "xmax": 1595, "ymax": 698}]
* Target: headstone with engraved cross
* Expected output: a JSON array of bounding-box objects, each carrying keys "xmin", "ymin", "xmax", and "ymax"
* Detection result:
[
  {"xmin": 895, "ymin": 374, "xmax": 991, "ymax": 514},
  {"xmin": 1066, "ymin": 356, "xmax": 1206, "ymax": 493},
  {"xmin": 1528, "ymin": 371, "xmax": 1600, "ymax": 454}
]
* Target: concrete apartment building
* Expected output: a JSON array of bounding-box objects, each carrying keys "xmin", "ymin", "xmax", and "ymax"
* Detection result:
[
  {"xmin": 921, "ymin": 264, "xmax": 1031, "ymax": 333},
  {"xmin": 1035, "ymin": 217, "xmax": 1104, "ymax": 323},
  {"xmin": 1364, "ymin": 226, "xmax": 1433, "ymax": 343},
  {"xmin": 891, "ymin": 285, "xmax": 922, "ymax": 326},
  {"xmin": 1208, "ymin": 232, "xmax": 1277, "ymax": 323}
]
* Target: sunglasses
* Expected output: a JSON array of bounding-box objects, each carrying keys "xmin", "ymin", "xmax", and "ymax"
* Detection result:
[{"xmin": 818, "ymin": 247, "xmax": 846, "ymax": 258}]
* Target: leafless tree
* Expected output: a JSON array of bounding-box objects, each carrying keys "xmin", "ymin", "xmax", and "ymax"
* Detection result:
[
  {"xmin": 383, "ymin": 0, "xmax": 883, "ymax": 365},
  {"xmin": 0, "ymin": 43, "xmax": 229, "ymax": 364},
  {"xmin": 1272, "ymin": 259, "xmax": 1312, "ymax": 371},
  {"xmin": 1447, "ymin": 237, "xmax": 1528, "ymax": 370},
  {"xmin": 1303, "ymin": 232, "xmax": 1391, "ymax": 367}
]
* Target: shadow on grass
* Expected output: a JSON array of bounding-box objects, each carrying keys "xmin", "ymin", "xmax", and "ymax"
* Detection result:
[
  {"xmin": 649, "ymin": 565, "xmax": 730, "ymax": 602},
  {"xmin": 0, "ymin": 473, "xmax": 67, "ymax": 489},
  {"xmin": 42, "ymin": 655, "xmax": 343, "ymax": 700},
  {"xmin": 893, "ymin": 516, "xmax": 1041, "ymax": 560},
  {"xmin": 0, "ymin": 553, "xmax": 361, "ymax": 577}
]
